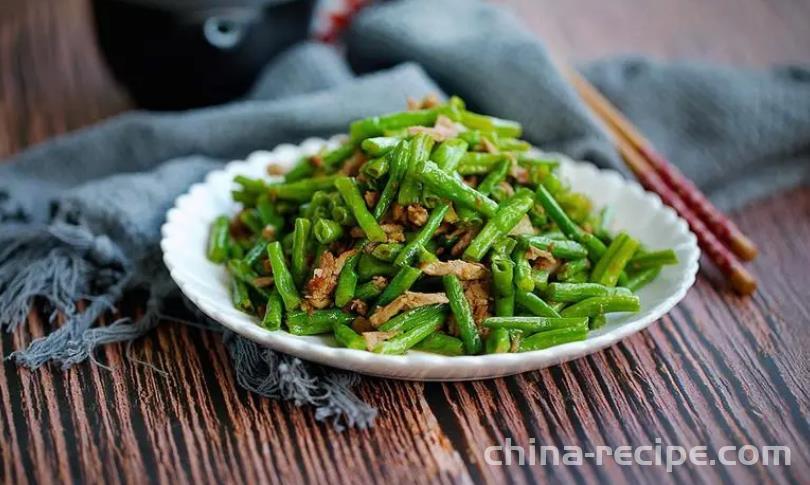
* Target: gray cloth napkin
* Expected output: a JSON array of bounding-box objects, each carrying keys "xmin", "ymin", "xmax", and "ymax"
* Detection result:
[{"xmin": 1, "ymin": 0, "xmax": 808, "ymax": 429}]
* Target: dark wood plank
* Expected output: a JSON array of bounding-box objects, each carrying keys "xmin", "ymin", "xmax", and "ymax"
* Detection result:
[{"xmin": 1, "ymin": 0, "xmax": 809, "ymax": 484}]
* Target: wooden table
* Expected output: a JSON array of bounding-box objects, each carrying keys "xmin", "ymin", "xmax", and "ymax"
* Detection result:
[{"xmin": 2, "ymin": 1, "xmax": 808, "ymax": 483}]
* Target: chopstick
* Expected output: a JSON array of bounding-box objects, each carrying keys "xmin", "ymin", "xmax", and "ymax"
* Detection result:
[{"xmin": 564, "ymin": 67, "xmax": 758, "ymax": 295}]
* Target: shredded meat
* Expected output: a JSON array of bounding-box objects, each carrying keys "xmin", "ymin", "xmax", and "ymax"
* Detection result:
[
  {"xmin": 266, "ymin": 163, "xmax": 286, "ymax": 176},
  {"xmin": 349, "ymin": 299, "xmax": 368, "ymax": 316},
  {"xmin": 407, "ymin": 204, "xmax": 429, "ymax": 227},
  {"xmin": 304, "ymin": 250, "xmax": 356, "ymax": 309},
  {"xmin": 369, "ymin": 291, "xmax": 449, "ymax": 327},
  {"xmin": 390, "ymin": 203, "xmax": 407, "ymax": 224},
  {"xmin": 420, "ymin": 260, "xmax": 489, "ymax": 280},
  {"xmin": 407, "ymin": 93, "xmax": 440, "ymax": 111},
  {"xmin": 261, "ymin": 225, "xmax": 276, "ymax": 240},
  {"xmin": 450, "ymin": 229, "xmax": 475, "ymax": 257},
  {"xmin": 533, "ymin": 256, "xmax": 561, "ymax": 273},
  {"xmin": 352, "ymin": 316, "xmax": 375, "ymax": 333},
  {"xmin": 463, "ymin": 279, "xmax": 492, "ymax": 328},
  {"xmin": 498, "ymin": 181, "xmax": 515, "ymax": 198},
  {"xmin": 364, "ymin": 191, "xmax": 379, "ymax": 208},
  {"xmin": 339, "ymin": 150, "xmax": 367, "ymax": 176},
  {"xmin": 511, "ymin": 164, "xmax": 530, "ymax": 185},
  {"xmin": 407, "ymin": 115, "xmax": 461, "ymax": 142},
  {"xmin": 350, "ymin": 224, "xmax": 405, "ymax": 242},
  {"xmin": 362, "ymin": 331, "xmax": 399, "ymax": 351},
  {"xmin": 526, "ymin": 244, "xmax": 554, "ymax": 263}
]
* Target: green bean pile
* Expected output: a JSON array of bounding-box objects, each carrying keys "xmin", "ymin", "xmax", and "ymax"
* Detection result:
[{"xmin": 207, "ymin": 96, "xmax": 678, "ymax": 356}]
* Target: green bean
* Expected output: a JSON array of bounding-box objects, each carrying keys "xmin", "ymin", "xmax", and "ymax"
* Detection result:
[
  {"xmin": 518, "ymin": 326, "xmax": 588, "ymax": 352},
  {"xmin": 477, "ymin": 159, "xmax": 511, "ymax": 195},
  {"xmin": 394, "ymin": 204, "xmax": 450, "ymax": 266},
  {"xmin": 355, "ymin": 278, "xmax": 388, "ymax": 300},
  {"xmin": 512, "ymin": 243, "xmax": 535, "ymax": 292},
  {"xmin": 443, "ymin": 275, "xmax": 482, "ymax": 354},
  {"xmin": 490, "ymin": 256, "xmax": 515, "ymax": 298},
  {"xmin": 398, "ymin": 133, "xmax": 434, "ymax": 205},
  {"xmin": 520, "ymin": 235, "xmax": 588, "ymax": 260},
  {"xmin": 255, "ymin": 194, "xmax": 284, "ymax": 229},
  {"xmin": 495, "ymin": 294, "xmax": 515, "ymax": 317},
  {"xmin": 485, "ymin": 327, "xmax": 511, "ymax": 353},
  {"xmin": 350, "ymin": 108, "xmax": 439, "ymax": 142},
  {"xmin": 378, "ymin": 304, "xmax": 448, "ymax": 332},
  {"xmin": 357, "ymin": 254, "xmax": 397, "ymax": 280},
  {"xmin": 417, "ymin": 161, "xmax": 498, "ymax": 217},
  {"xmin": 228, "ymin": 236, "xmax": 245, "ymax": 259},
  {"xmin": 243, "ymin": 239, "xmax": 267, "ymax": 270},
  {"xmin": 417, "ymin": 244, "xmax": 439, "ymax": 264},
  {"xmin": 234, "ymin": 174, "xmax": 267, "ymax": 194},
  {"xmin": 331, "ymin": 206, "xmax": 356, "ymax": 226},
  {"xmin": 261, "ymin": 289, "xmax": 283, "ymax": 330},
  {"xmin": 532, "ymin": 268, "xmax": 551, "ymax": 291},
  {"xmin": 374, "ymin": 319, "xmax": 442, "ymax": 355},
  {"xmin": 413, "ymin": 333, "xmax": 464, "ymax": 356},
  {"xmin": 491, "ymin": 236, "xmax": 517, "ymax": 257},
  {"xmin": 497, "ymin": 138, "xmax": 531, "ymax": 151},
  {"xmin": 313, "ymin": 218, "xmax": 344, "ymax": 245},
  {"xmin": 432, "ymin": 138, "xmax": 469, "ymax": 172},
  {"xmin": 560, "ymin": 295, "xmax": 641, "ymax": 318},
  {"xmin": 320, "ymin": 143, "xmax": 357, "ymax": 170},
  {"xmin": 374, "ymin": 140, "xmax": 410, "ymax": 219},
  {"xmin": 464, "ymin": 190, "xmax": 534, "ymax": 261},
  {"xmin": 370, "ymin": 243, "xmax": 404, "ymax": 262},
  {"xmin": 628, "ymin": 249, "xmax": 678, "ymax": 270},
  {"xmin": 287, "ymin": 309, "xmax": 354, "ymax": 335},
  {"xmin": 535, "ymin": 185, "xmax": 606, "ymax": 259},
  {"xmin": 227, "ymin": 259, "xmax": 271, "ymax": 299},
  {"xmin": 335, "ymin": 251, "xmax": 361, "ymax": 307},
  {"xmin": 376, "ymin": 266, "xmax": 422, "ymax": 306},
  {"xmin": 591, "ymin": 232, "xmax": 639, "ymax": 287},
  {"xmin": 557, "ymin": 258, "xmax": 591, "ymax": 282},
  {"xmin": 625, "ymin": 267, "xmax": 661, "ymax": 292},
  {"xmin": 589, "ymin": 314, "xmax": 607, "ymax": 330},
  {"xmin": 360, "ymin": 156, "xmax": 389, "ymax": 180},
  {"xmin": 459, "ymin": 110, "xmax": 522, "ymax": 137},
  {"xmin": 291, "ymin": 218, "xmax": 311, "ymax": 286},
  {"xmin": 545, "ymin": 282, "xmax": 632, "ymax": 303},
  {"xmin": 266, "ymin": 241, "xmax": 300, "ymax": 310},
  {"xmin": 483, "ymin": 316, "xmax": 587, "ymax": 334},
  {"xmin": 333, "ymin": 322, "xmax": 367, "ymax": 350},
  {"xmin": 361, "ymin": 136, "xmax": 401, "ymax": 157},
  {"xmin": 231, "ymin": 277, "xmax": 253, "ymax": 312},
  {"xmin": 268, "ymin": 176, "xmax": 338, "ymax": 202},
  {"xmin": 238, "ymin": 209, "xmax": 264, "ymax": 234},
  {"xmin": 284, "ymin": 156, "xmax": 316, "ymax": 182},
  {"xmin": 458, "ymin": 152, "xmax": 505, "ymax": 172},
  {"xmin": 514, "ymin": 291, "xmax": 561, "ymax": 318},
  {"xmin": 334, "ymin": 176, "xmax": 387, "ymax": 242}
]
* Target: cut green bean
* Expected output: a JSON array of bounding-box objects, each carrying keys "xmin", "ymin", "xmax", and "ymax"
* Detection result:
[
  {"xmin": 370, "ymin": 243, "xmax": 404, "ymax": 262},
  {"xmin": 557, "ymin": 258, "xmax": 591, "ymax": 282},
  {"xmin": 464, "ymin": 190, "xmax": 534, "ymax": 261},
  {"xmin": 261, "ymin": 289, "xmax": 283, "ymax": 330},
  {"xmin": 335, "ymin": 176, "xmax": 387, "ymax": 242},
  {"xmin": 628, "ymin": 249, "xmax": 678, "ymax": 270},
  {"xmin": 459, "ymin": 110, "xmax": 522, "ymax": 137},
  {"xmin": 485, "ymin": 327, "xmax": 511, "ymax": 353},
  {"xmin": 313, "ymin": 218, "xmax": 344, "ymax": 245},
  {"xmin": 514, "ymin": 291, "xmax": 561, "ymax": 318},
  {"xmin": 333, "ymin": 322, "xmax": 367, "ymax": 350},
  {"xmin": 373, "ymin": 140, "xmax": 410, "ymax": 219},
  {"xmin": 560, "ymin": 295, "xmax": 641, "ymax": 318},
  {"xmin": 517, "ymin": 326, "xmax": 588, "ymax": 352},
  {"xmin": 413, "ymin": 333, "xmax": 464, "ymax": 356},
  {"xmin": 483, "ymin": 316, "xmax": 587, "ymax": 334},
  {"xmin": 287, "ymin": 309, "xmax": 354, "ymax": 335},
  {"xmin": 266, "ymin": 241, "xmax": 300, "ymax": 310},
  {"xmin": 360, "ymin": 156, "xmax": 390, "ymax": 180},
  {"xmin": 535, "ymin": 185, "xmax": 606, "ymax": 259},
  {"xmin": 361, "ymin": 136, "xmax": 401, "ymax": 156},
  {"xmin": 268, "ymin": 175, "xmax": 338, "ymax": 202},
  {"xmin": 374, "ymin": 319, "xmax": 442, "ymax": 355},
  {"xmin": 521, "ymin": 235, "xmax": 588, "ymax": 260},
  {"xmin": 512, "ymin": 243, "xmax": 535, "ymax": 293},
  {"xmin": 398, "ymin": 133, "xmax": 434, "ymax": 205},
  {"xmin": 394, "ymin": 204, "xmax": 450, "ymax": 266},
  {"xmin": 545, "ymin": 282, "xmax": 632, "ymax": 303},
  {"xmin": 591, "ymin": 232, "xmax": 639, "ymax": 287},
  {"xmin": 625, "ymin": 267, "xmax": 662, "ymax": 292},
  {"xmin": 378, "ymin": 304, "xmax": 448, "ymax": 332},
  {"xmin": 432, "ymin": 138, "xmax": 469, "ymax": 172},
  {"xmin": 335, "ymin": 251, "xmax": 361, "ymax": 307},
  {"xmin": 417, "ymin": 161, "xmax": 498, "ymax": 217},
  {"xmin": 355, "ymin": 278, "xmax": 388, "ymax": 300},
  {"xmin": 207, "ymin": 215, "xmax": 230, "ymax": 263},
  {"xmin": 357, "ymin": 254, "xmax": 397, "ymax": 280},
  {"xmin": 376, "ymin": 266, "xmax": 422, "ymax": 306},
  {"xmin": 443, "ymin": 275, "xmax": 482, "ymax": 355},
  {"xmin": 231, "ymin": 278, "xmax": 252, "ymax": 312},
  {"xmin": 291, "ymin": 218, "xmax": 311, "ymax": 286}
]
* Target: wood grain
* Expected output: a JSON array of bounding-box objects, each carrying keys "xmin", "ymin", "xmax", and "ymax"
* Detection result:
[{"xmin": 1, "ymin": 0, "xmax": 809, "ymax": 484}]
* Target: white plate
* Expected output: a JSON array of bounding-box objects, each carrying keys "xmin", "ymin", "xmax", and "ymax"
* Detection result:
[{"xmin": 161, "ymin": 136, "xmax": 699, "ymax": 381}]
